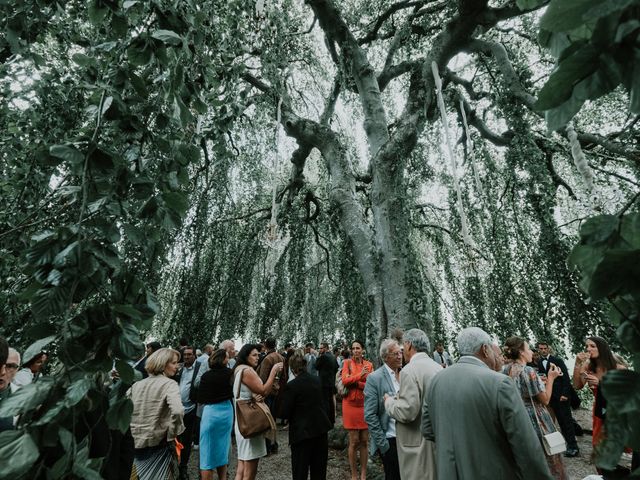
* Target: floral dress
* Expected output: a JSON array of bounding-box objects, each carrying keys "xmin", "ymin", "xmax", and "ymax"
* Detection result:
[{"xmin": 503, "ymin": 363, "xmax": 568, "ymax": 480}]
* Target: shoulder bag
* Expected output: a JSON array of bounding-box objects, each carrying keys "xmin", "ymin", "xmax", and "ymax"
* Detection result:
[
  {"xmin": 523, "ymin": 368, "xmax": 567, "ymax": 456},
  {"xmin": 335, "ymin": 360, "xmax": 350, "ymax": 399},
  {"xmin": 235, "ymin": 366, "xmax": 275, "ymax": 438}
]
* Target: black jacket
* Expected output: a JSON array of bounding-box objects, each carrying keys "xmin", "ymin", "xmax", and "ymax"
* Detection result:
[
  {"xmin": 279, "ymin": 372, "xmax": 332, "ymax": 445},
  {"xmin": 315, "ymin": 352, "xmax": 338, "ymax": 390},
  {"xmin": 537, "ymin": 354, "xmax": 571, "ymax": 401}
]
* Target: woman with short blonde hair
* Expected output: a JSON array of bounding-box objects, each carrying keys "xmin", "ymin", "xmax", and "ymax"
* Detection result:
[
  {"xmin": 145, "ymin": 348, "xmax": 181, "ymax": 375},
  {"xmin": 130, "ymin": 348, "xmax": 185, "ymax": 480}
]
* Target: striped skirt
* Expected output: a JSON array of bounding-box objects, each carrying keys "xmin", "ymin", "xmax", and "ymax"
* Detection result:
[{"xmin": 131, "ymin": 441, "xmax": 178, "ymax": 480}]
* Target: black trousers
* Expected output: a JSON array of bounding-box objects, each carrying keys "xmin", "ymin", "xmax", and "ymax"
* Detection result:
[
  {"xmin": 322, "ymin": 388, "xmax": 335, "ymax": 425},
  {"xmin": 550, "ymin": 398, "xmax": 578, "ymax": 449},
  {"xmin": 178, "ymin": 408, "xmax": 198, "ymax": 472},
  {"xmin": 290, "ymin": 434, "xmax": 328, "ymax": 480},
  {"xmin": 380, "ymin": 437, "xmax": 401, "ymax": 480},
  {"xmin": 265, "ymin": 395, "xmax": 279, "ymax": 453}
]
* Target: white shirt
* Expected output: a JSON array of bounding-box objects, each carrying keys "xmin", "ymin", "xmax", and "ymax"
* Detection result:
[
  {"xmin": 12, "ymin": 368, "xmax": 34, "ymax": 389},
  {"xmin": 541, "ymin": 357, "xmax": 549, "ymax": 368},
  {"xmin": 383, "ymin": 363, "xmax": 400, "ymax": 438}
]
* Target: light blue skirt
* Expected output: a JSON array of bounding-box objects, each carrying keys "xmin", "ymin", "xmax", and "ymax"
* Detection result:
[{"xmin": 200, "ymin": 400, "xmax": 234, "ymax": 470}]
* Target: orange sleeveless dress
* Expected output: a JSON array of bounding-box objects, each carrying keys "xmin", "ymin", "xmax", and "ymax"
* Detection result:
[{"xmin": 341, "ymin": 358, "xmax": 373, "ymax": 430}]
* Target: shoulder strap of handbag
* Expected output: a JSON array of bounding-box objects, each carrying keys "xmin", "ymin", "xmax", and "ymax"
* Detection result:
[
  {"xmin": 235, "ymin": 366, "xmax": 247, "ymax": 400},
  {"xmin": 521, "ymin": 366, "xmax": 545, "ymax": 434}
]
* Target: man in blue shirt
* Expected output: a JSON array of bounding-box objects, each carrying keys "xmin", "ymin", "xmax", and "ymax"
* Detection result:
[{"xmin": 176, "ymin": 346, "xmax": 198, "ymax": 480}]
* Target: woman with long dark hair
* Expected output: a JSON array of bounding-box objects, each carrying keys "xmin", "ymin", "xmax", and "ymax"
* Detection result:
[
  {"xmin": 199, "ymin": 348, "xmax": 234, "ymax": 480},
  {"xmin": 503, "ymin": 337, "xmax": 567, "ymax": 479},
  {"xmin": 341, "ymin": 340, "xmax": 373, "ymax": 480},
  {"xmin": 573, "ymin": 336, "xmax": 624, "ymax": 449},
  {"xmin": 233, "ymin": 343, "xmax": 283, "ymax": 480}
]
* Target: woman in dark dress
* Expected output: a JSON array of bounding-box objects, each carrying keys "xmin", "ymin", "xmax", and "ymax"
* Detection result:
[{"xmin": 199, "ymin": 349, "xmax": 234, "ymax": 480}]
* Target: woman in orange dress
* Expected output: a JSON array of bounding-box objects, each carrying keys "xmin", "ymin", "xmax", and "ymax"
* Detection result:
[{"xmin": 341, "ymin": 340, "xmax": 373, "ymax": 480}]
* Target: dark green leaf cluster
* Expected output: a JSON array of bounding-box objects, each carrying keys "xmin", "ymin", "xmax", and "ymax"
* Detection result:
[
  {"xmin": 569, "ymin": 212, "xmax": 640, "ymax": 470},
  {"xmin": 534, "ymin": 0, "xmax": 640, "ymax": 131}
]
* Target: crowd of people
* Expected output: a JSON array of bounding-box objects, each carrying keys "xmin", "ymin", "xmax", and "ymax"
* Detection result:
[{"xmin": 0, "ymin": 330, "xmax": 637, "ymax": 480}]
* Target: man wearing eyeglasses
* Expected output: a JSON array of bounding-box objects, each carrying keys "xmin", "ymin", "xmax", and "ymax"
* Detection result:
[
  {"xmin": 0, "ymin": 347, "xmax": 20, "ymax": 398},
  {"xmin": 0, "ymin": 347, "xmax": 20, "ymax": 432}
]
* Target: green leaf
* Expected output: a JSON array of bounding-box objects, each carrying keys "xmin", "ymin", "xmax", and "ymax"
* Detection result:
[
  {"xmin": 540, "ymin": 0, "xmax": 595, "ymax": 33},
  {"xmin": 603, "ymin": 370, "xmax": 640, "ymax": 415},
  {"xmin": 88, "ymin": 0, "xmax": 110, "ymax": 25},
  {"xmin": 50, "ymin": 145, "xmax": 84, "ymax": 165},
  {"xmin": 115, "ymin": 359, "xmax": 135, "ymax": 384},
  {"xmin": 146, "ymin": 290, "xmax": 159, "ymax": 315},
  {"xmin": 620, "ymin": 213, "xmax": 640, "ymax": 248},
  {"xmin": 23, "ymin": 335, "xmax": 56, "ymax": 365},
  {"xmin": 544, "ymin": 94, "xmax": 585, "ymax": 132},
  {"xmin": 58, "ymin": 428, "xmax": 73, "ymax": 453},
  {"xmin": 585, "ymin": 0, "xmax": 637, "ymax": 21},
  {"xmin": 162, "ymin": 191, "xmax": 189, "ymax": 216},
  {"xmin": 0, "ymin": 430, "xmax": 39, "ymax": 478},
  {"xmin": 66, "ymin": 378, "xmax": 93, "ymax": 407},
  {"xmin": 172, "ymin": 95, "xmax": 194, "ymax": 127},
  {"xmin": 106, "ymin": 397, "xmax": 133, "ymax": 433},
  {"xmin": 72, "ymin": 53, "xmax": 95, "ymax": 67},
  {"xmin": 151, "ymin": 29, "xmax": 183, "ymax": 46},
  {"xmin": 53, "ymin": 241, "xmax": 79, "ymax": 268},
  {"xmin": 123, "ymin": 0, "xmax": 139, "ymax": 8},
  {"xmin": 111, "ymin": 14, "xmax": 128, "ymax": 37},
  {"xmin": 129, "ymin": 72, "xmax": 148, "ymax": 98},
  {"xmin": 127, "ymin": 40, "xmax": 152, "ymax": 66},
  {"xmin": 117, "ymin": 322, "xmax": 142, "ymax": 359},
  {"xmin": 617, "ymin": 320, "xmax": 640, "ymax": 352},
  {"xmin": 615, "ymin": 19, "xmax": 640, "ymax": 42},
  {"xmin": 579, "ymin": 215, "xmax": 620, "ymax": 244},
  {"xmin": 516, "ymin": 0, "xmax": 547, "ymax": 9},
  {"xmin": 0, "ymin": 377, "xmax": 54, "ymax": 417},
  {"xmin": 535, "ymin": 45, "xmax": 599, "ymax": 110},
  {"xmin": 588, "ymin": 249, "xmax": 640, "ymax": 299}
]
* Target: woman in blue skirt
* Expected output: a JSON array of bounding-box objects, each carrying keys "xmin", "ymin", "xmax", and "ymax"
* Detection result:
[{"xmin": 198, "ymin": 348, "xmax": 234, "ymax": 480}]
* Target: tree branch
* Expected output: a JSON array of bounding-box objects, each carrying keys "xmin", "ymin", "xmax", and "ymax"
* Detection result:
[{"xmin": 307, "ymin": 0, "xmax": 389, "ymax": 156}]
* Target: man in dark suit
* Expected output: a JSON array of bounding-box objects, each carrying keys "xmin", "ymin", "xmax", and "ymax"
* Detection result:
[
  {"xmin": 537, "ymin": 341, "xmax": 579, "ymax": 457},
  {"xmin": 133, "ymin": 341, "xmax": 161, "ymax": 379},
  {"xmin": 279, "ymin": 351, "xmax": 333, "ymax": 480},
  {"xmin": 315, "ymin": 341, "xmax": 338, "ymax": 423}
]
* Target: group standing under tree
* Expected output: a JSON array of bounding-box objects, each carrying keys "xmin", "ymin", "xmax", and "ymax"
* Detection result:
[{"xmin": 1, "ymin": 331, "xmax": 638, "ymax": 479}]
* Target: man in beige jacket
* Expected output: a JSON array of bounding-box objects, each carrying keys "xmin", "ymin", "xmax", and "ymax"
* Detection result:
[{"xmin": 384, "ymin": 329, "xmax": 441, "ymax": 480}]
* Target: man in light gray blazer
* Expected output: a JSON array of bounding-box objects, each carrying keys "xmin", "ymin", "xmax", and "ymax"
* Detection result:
[
  {"xmin": 384, "ymin": 329, "xmax": 441, "ymax": 480},
  {"xmin": 364, "ymin": 339, "xmax": 403, "ymax": 480},
  {"xmin": 423, "ymin": 327, "xmax": 553, "ymax": 480}
]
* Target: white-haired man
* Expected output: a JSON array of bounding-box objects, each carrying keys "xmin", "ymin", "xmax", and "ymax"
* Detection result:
[
  {"xmin": 364, "ymin": 339, "xmax": 402, "ymax": 480},
  {"xmin": 423, "ymin": 327, "xmax": 553, "ymax": 479},
  {"xmin": 220, "ymin": 339, "xmax": 236, "ymax": 369},
  {"xmin": 384, "ymin": 329, "xmax": 441, "ymax": 480}
]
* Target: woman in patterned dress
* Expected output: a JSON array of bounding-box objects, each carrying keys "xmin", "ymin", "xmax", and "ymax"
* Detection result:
[{"xmin": 503, "ymin": 337, "xmax": 568, "ymax": 480}]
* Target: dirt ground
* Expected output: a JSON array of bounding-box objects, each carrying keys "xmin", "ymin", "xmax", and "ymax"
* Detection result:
[{"xmin": 186, "ymin": 408, "xmax": 629, "ymax": 480}]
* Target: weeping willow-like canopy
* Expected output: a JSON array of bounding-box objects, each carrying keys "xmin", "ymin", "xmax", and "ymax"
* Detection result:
[{"xmin": 1, "ymin": 0, "xmax": 639, "ymax": 477}]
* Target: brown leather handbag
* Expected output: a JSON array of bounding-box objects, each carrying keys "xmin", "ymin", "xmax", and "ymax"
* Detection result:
[{"xmin": 234, "ymin": 366, "xmax": 275, "ymax": 438}]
